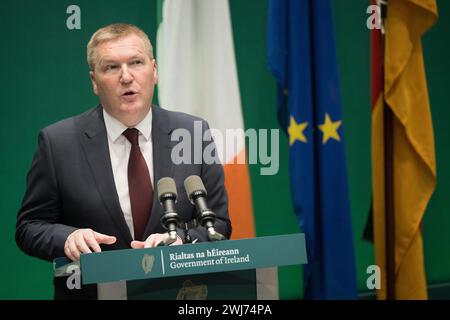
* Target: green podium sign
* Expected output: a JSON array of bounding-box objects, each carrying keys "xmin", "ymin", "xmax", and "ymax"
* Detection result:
[{"xmin": 54, "ymin": 233, "xmax": 307, "ymax": 300}]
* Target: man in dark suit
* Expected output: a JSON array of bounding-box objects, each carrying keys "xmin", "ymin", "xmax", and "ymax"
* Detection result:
[{"xmin": 15, "ymin": 23, "xmax": 231, "ymax": 299}]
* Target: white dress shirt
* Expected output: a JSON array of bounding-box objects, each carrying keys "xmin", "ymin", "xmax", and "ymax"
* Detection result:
[{"xmin": 103, "ymin": 108, "xmax": 154, "ymax": 239}]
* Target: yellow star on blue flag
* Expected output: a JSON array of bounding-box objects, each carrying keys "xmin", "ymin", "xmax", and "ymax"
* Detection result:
[
  {"xmin": 288, "ymin": 116, "xmax": 308, "ymax": 145},
  {"xmin": 318, "ymin": 113, "xmax": 342, "ymax": 144}
]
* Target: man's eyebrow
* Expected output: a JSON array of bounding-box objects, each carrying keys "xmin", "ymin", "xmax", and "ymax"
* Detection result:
[
  {"xmin": 128, "ymin": 54, "xmax": 145, "ymax": 60},
  {"xmin": 98, "ymin": 54, "xmax": 145, "ymax": 65},
  {"xmin": 98, "ymin": 59, "xmax": 117, "ymax": 65}
]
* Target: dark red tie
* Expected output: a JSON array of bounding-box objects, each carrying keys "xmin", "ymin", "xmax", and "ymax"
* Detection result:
[{"xmin": 123, "ymin": 128, "xmax": 153, "ymax": 241}]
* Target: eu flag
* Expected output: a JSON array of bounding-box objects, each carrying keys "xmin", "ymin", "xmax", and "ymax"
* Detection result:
[{"xmin": 267, "ymin": 0, "xmax": 357, "ymax": 299}]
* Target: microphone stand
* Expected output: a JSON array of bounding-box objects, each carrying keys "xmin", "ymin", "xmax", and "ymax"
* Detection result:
[
  {"xmin": 184, "ymin": 175, "xmax": 226, "ymax": 242},
  {"xmin": 192, "ymin": 191, "xmax": 225, "ymax": 241},
  {"xmin": 157, "ymin": 194, "xmax": 180, "ymax": 246}
]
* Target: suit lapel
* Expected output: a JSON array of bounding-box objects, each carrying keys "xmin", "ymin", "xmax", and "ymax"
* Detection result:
[
  {"xmin": 79, "ymin": 106, "xmax": 133, "ymax": 244},
  {"xmin": 143, "ymin": 105, "xmax": 174, "ymax": 239}
]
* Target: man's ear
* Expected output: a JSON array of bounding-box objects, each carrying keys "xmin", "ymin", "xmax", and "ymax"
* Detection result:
[
  {"xmin": 152, "ymin": 59, "xmax": 158, "ymax": 85},
  {"xmin": 89, "ymin": 71, "xmax": 99, "ymax": 95}
]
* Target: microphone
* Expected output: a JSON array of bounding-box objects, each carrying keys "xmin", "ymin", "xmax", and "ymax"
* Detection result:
[
  {"xmin": 184, "ymin": 175, "xmax": 225, "ymax": 241},
  {"xmin": 157, "ymin": 177, "xmax": 181, "ymax": 246}
]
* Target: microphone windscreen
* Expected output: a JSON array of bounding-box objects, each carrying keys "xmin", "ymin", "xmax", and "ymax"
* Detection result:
[
  {"xmin": 184, "ymin": 175, "xmax": 207, "ymax": 197},
  {"xmin": 157, "ymin": 177, "xmax": 177, "ymax": 199}
]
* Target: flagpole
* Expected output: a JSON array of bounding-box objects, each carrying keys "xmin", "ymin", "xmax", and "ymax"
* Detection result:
[{"xmin": 380, "ymin": 0, "xmax": 396, "ymax": 300}]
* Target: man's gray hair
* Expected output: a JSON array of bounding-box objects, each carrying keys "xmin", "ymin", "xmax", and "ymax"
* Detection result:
[{"xmin": 87, "ymin": 23, "xmax": 154, "ymax": 71}]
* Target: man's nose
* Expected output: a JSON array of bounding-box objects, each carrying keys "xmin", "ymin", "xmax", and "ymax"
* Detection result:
[{"xmin": 119, "ymin": 65, "xmax": 133, "ymax": 84}]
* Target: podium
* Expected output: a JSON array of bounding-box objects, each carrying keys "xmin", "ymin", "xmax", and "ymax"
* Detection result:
[{"xmin": 54, "ymin": 233, "xmax": 307, "ymax": 300}]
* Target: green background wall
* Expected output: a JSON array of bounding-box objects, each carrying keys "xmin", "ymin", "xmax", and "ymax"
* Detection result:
[{"xmin": 1, "ymin": 0, "xmax": 449, "ymax": 299}]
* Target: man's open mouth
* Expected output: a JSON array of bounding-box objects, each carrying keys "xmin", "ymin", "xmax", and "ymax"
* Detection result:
[
  {"xmin": 122, "ymin": 90, "xmax": 137, "ymax": 96},
  {"xmin": 121, "ymin": 90, "xmax": 138, "ymax": 101}
]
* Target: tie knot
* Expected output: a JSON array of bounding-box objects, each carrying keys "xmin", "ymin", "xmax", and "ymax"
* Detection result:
[{"xmin": 123, "ymin": 128, "xmax": 140, "ymax": 146}]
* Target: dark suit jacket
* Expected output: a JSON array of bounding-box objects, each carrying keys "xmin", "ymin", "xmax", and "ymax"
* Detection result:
[{"xmin": 16, "ymin": 104, "xmax": 231, "ymax": 299}]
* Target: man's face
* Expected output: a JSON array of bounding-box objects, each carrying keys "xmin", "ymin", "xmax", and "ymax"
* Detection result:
[{"xmin": 90, "ymin": 33, "xmax": 157, "ymax": 126}]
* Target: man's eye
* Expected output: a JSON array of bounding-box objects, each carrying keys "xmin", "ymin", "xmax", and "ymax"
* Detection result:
[
  {"xmin": 131, "ymin": 60, "xmax": 143, "ymax": 65},
  {"xmin": 105, "ymin": 65, "xmax": 118, "ymax": 71}
]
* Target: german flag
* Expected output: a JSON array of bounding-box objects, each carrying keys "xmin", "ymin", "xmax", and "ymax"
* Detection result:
[{"xmin": 371, "ymin": 0, "xmax": 437, "ymax": 299}]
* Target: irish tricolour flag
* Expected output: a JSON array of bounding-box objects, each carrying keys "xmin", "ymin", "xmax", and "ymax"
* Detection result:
[{"xmin": 157, "ymin": 0, "xmax": 255, "ymax": 239}]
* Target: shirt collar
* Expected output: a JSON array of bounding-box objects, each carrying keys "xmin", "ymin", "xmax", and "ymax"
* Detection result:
[{"xmin": 103, "ymin": 108, "xmax": 153, "ymax": 142}]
